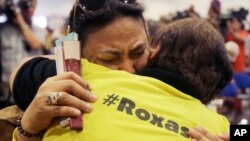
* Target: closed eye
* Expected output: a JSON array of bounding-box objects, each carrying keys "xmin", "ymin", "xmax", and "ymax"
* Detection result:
[
  {"xmin": 130, "ymin": 44, "xmax": 147, "ymax": 58},
  {"xmin": 97, "ymin": 51, "xmax": 120, "ymax": 64}
]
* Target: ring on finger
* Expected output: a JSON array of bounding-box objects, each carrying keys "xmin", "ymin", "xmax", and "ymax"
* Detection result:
[{"xmin": 46, "ymin": 92, "xmax": 62, "ymax": 105}]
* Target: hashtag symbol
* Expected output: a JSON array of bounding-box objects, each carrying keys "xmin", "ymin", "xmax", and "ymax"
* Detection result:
[{"xmin": 103, "ymin": 94, "xmax": 119, "ymax": 106}]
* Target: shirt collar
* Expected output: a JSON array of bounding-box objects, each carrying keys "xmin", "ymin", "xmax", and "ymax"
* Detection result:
[{"xmin": 137, "ymin": 68, "xmax": 201, "ymax": 100}]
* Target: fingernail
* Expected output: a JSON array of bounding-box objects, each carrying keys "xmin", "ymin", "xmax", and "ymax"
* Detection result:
[
  {"xmin": 87, "ymin": 85, "xmax": 92, "ymax": 91},
  {"xmin": 90, "ymin": 94, "xmax": 97, "ymax": 101},
  {"xmin": 73, "ymin": 110, "xmax": 81, "ymax": 116},
  {"xmin": 195, "ymin": 126, "xmax": 204, "ymax": 132},
  {"xmin": 85, "ymin": 103, "xmax": 93, "ymax": 112}
]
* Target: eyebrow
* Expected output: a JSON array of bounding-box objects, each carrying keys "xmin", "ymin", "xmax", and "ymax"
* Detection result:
[
  {"xmin": 98, "ymin": 49, "xmax": 121, "ymax": 55},
  {"xmin": 98, "ymin": 41, "xmax": 147, "ymax": 55}
]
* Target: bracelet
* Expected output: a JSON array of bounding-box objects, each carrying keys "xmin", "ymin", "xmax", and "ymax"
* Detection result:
[
  {"xmin": 16, "ymin": 128, "xmax": 42, "ymax": 141},
  {"xmin": 16, "ymin": 115, "xmax": 44, "ymax": 141}
]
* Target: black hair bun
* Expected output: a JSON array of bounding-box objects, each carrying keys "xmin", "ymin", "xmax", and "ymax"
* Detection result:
[
  {"xmin": 80, "ymin": 0, "xmax": 106, "ymax": 11},
  {"xmin": 69, "ymin": 0, "xmax": 144, "ymax": 35},
  {"xmin": 121, "ymin": 0, "xmax": 136, "ymax": 4}
]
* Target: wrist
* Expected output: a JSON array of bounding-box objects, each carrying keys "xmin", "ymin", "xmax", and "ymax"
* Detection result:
[
  {"xmin": 20, "ymin": 114, "xmax": 39, "ymax": 134},
  {"xmin": 16, "ymin": 115, "xmax": 44, "ymax": 140},
  {"xmin": 15, "ymin": 128, "xmax": 43, "ymax": 141}
]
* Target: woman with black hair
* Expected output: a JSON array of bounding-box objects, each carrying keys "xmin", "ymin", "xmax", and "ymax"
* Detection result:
[
  {"xmin": 11, "ymin": 0, "xmax": 152, "ymax": 140},
  {"xmin": 12, "ymin": 17, "xmax": 232, "ymax": 141},
  {"xmin": 11, "ymin": 0, "xmax": 151, "ymax": 110},
  {"xmin": 9, "ymin": 1, "xmax": 230, "ymax": 141}
]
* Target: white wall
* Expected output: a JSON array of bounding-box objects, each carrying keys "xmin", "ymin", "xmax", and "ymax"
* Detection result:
[{"xmin": 35, "ymin": 0, "xmax": 74, "ymax": 17}]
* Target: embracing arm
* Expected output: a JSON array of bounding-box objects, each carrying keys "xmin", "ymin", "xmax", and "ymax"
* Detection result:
[
  {"xmin": 10, "ymin": 55, "xmax": 56, "ymax": 110},
  {"xmin": 9, "ymin": 55, "xmax": 54, "ymax": 90}
]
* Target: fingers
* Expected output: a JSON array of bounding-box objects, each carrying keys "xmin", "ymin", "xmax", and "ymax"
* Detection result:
[
  {"xmin": 49, "ymin": 106, "xmax": 82, "ymax": 117},
  {"xmin": 21, "ymin": 72, "xmax": 96, "ymax": 134},
  {"xmin": 47, "ymin": 72, "xmax": 91, "ymax": 90},
  {"xmin": 195, "ymin": 127, "xmax": 214, "ymax": 140},
  {"xmin": 189, "ymin": 128, "xmax": 210, "ymax": 141},
  {"xmin": 57, "ymin": 92, "xmax": 93, "ymax": 113},
  {"xmin": 41, "ymin": 72, "xmax": 97, "ymax": 102},
  {"xmin": 189, "ymin": 127, "xmax": 225, "ymax": 141},
  {"xmin": 21, "ymin": 91, "xmax": 90, "ymax": 133},
  {"xmin": 42, "ymin": 91, "xmax": 93, "ymax": 116},
  {"xmin": 218, "ymin": 134, "xmax": 230, "ymax": 141},
  {"xmin": 21, "ymin": 104, "xmax": 82, "ymax": 134},
  {"xmin": 49, "ymin": 79, "xmax": 96, "ymax": 102}
]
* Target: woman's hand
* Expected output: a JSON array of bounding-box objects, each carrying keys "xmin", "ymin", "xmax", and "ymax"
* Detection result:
[
  {"xmin": 20, "ymin": 72, "xmax": 97, "ymax": 134},
  {"xmin": 189, "ymin": 126, "xmax": 229, "ymax": 141}
]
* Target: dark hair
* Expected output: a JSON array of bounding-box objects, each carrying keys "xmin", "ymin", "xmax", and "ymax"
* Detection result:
[
  {"xmin": 209, "ymin": 0, "xmax": 221, "ymax": 14},
  {"xmin": 68, "ymin": 0, "xmax": 146, "ymax": 48},
  {"xmin": 146, "ymin": 19, "xmax": 161, "ymax": 38},
  {"xmin": 151, "ymin": 18, "xmax": 233, "ymax": 104},
  {"xmin": 2, "ymin": 0, "xmax": 35, "ymax": 20}
]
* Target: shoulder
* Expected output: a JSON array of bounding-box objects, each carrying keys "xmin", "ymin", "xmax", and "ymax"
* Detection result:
[
  {"xmin": 12, "ymin": 57, "xmax": 57, "ymax": 110},
  {"xmin": 21, "ymin": 57, "xmax": 56, "ymax": 72},
  {"xmin": 12, "ymin": 56, "xmax": 56, "ymax": 86}
]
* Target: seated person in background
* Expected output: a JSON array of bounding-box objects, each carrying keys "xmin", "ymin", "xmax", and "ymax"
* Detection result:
[
  {"xmin": 13, "ymin": 18, "xmax": 232, "ymax": 141},
  {"xmin": 225, "ymin": 41, "xmax": 250, "ymax": 94},
  {"xmin": 225, "ymin": 14, "xmax": 249, "ymax": 73},
  {"xmin": 219, "ymin": 41, "xmax": 250, "ymax": 124}
]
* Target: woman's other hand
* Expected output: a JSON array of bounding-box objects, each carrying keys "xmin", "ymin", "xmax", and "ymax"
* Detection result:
[{"xmin": 189, "ymin": 126, "xmax": 229, "ymax": 141}]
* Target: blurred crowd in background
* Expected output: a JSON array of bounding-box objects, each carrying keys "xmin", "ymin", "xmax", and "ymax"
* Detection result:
[{"xmin": 1, "ymin": 0, "xmax": 250, "ymax": 125}]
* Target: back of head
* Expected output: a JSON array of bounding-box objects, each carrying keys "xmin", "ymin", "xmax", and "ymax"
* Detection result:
[
  {"xmin": 68, "ymin": 0, "xmax": 145, "ymax": 45},
  {"xmin": 151, "ymin": 18, "xmax": 233, "ymax": 104}
]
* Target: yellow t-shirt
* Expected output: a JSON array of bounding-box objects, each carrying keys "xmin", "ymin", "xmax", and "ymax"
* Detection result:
[{"xmin": 42, "ymin": 59, "xmax": 229, "ymax": 141}]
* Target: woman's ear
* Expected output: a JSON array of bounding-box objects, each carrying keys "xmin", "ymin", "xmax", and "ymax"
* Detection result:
[{"xmin": 149, "ymin": 44, "xmax": 161, "ymax": 60}]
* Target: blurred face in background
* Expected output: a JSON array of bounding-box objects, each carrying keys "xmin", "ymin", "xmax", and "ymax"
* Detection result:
[
  {"xmin": 228, "ymin": 18, "xmax": 242, "ymax": 32},
  {"xmin": 83, "ymin": 17, "xmax": 151, "ymax": 73},
  {"xmin": 208, "ymin": 8, "xmax": 218, "ymax": 18},
  {"xmin": 20, "ymin": 0, "xmax": 36, "ymax": 23}
]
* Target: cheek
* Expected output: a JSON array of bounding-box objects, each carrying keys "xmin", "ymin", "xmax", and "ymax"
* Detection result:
[
  {"xmin": 83, "ymin": 47, "xmax": 97, "ymax": 60},
  {"xmin": 135, "ymin": 61, "xmax": 147, "ymax": 71},
  {"xmin": 134, "ymin": 52, "xmax": 150, "ymax": 71}
]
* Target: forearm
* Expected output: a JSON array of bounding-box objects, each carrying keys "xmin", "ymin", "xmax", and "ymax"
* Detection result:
[
  {"xmin": 10, "ymin": 55, "xmax": 55, "ymax": 90},
  {"xmin": 18, "ymin": 19, "xmax": 44, "ymax": 50},
  {"xmin": 232, "ymin": 32, "xmax": 247, "ymax": 43},
  {"xmin": 11, "ymin": 56, "xmax": 57, "ymax": 110},
  {"xmin": 10, "ymin": 56, "xmax": 34, "ymax": 91}
]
